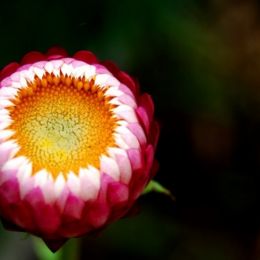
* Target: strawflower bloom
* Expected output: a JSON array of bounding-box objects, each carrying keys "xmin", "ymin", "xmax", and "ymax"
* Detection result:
[{"xmin": 0, "ymin": 47, "xmax": 159, "ymax": 251}]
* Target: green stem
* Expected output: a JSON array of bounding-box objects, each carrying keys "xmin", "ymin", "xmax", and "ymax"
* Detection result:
[
  {"xmin": 61, "ymin": 238, "xmax": 80, "ymax": 260},
  {"xmin": 33, "ymin": 237, "xmax": 80, "ymax": 260}
]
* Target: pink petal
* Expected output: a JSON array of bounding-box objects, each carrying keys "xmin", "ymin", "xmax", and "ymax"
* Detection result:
[
  {"xmin": 0, "ymin": 142, "xmax": 18, "ymax": 165},
  {"xmin": 119, "ymin": 83, "xmax": 135, "ymax": 98},
  {"xmin": 114, "ymin": 152, "xmax": 132, "ymax": 184},
  {"xmin": 127, "ymin": 123, "xmax": 147, "ymax": 146},
  {"xmin": 95, "ymin": 64, "xmax": 112, "ymax": 74},
  {"xmin": 0, "ymin": 77, "xmax": 12, "ymax": 88},
  {"xmin": 100, "ymin": 156, "xmax": 120, "ymax": 181},
  {"xmin": 127, "ymin": 148, "xmax": 144, "ymax": 172},
  {"xmin": 118, "ymin": 94, "xmax": 137, "ymax": 108},
  {"xmin": 79, "ymin": 168, "xmax": 100, "ymax": 201}
]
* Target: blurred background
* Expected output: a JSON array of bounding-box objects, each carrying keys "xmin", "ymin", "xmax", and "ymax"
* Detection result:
[{"xmin": 1, "ymin": 0, "xmax": 260, "ymax": 259}]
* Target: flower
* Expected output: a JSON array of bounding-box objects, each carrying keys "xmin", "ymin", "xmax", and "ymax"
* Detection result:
[{"xmin": 0, "ymin": 47, "xmax": 159, "ymax": 251}]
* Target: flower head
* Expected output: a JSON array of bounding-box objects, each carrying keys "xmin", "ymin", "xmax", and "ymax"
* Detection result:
[{"xmin": 0, "ymin": 47, "xmax": 159, "ymax": 251}]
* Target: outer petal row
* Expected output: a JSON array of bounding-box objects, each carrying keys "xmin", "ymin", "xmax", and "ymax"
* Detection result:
[{"xmin": 0, "ymin": 172, "xmax": 133, "ymax": 239}]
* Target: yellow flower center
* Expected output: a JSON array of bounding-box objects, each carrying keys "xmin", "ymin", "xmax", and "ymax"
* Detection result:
[{"xmin": 8, "ymin": 73, "xmax": 117, "ymax": 177}]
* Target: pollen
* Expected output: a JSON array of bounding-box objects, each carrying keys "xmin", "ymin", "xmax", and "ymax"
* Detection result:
[{"xmin": 7, "ymin": 73, "xmax": 118, "ymax": 178}]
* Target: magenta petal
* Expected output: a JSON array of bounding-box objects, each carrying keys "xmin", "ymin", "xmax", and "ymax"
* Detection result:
[
  {"xmin": 85, "ymin": 174, "xmax": 111, "ymax": 228},
  {"xmin": 86, "ymin": 202, "xmax": 110, "ymax": 228},
  {"xmin": 0, "ymin": 178, "xmax": 20, "ymax": 205},
  {"xmin": 101, "ymin": 61, "xmax": 120, "ymax": 76},
  {"xmin": 128, "ymin": 147, "xmax": 153, "ymax": 200},
  {"xmin": 25, "ymin": 188, "xmax": 60, "ymax": 235},
  {"xmin": 136, "ymin": 106, "xmax": 150, "ymax": 135},
  {"xmin": 139, "ymin": 93, "xmax": 154, "ymax": 123},
  {"xmin": 144, "ymin": 144, "xmax": 155, "ymax": 176},
  {"xmin": 13, "ymin": 201, "xmax": 35, "ymax": 231},
  {"xmin": 118, "ymin": 71, "xmax": 138, "ymax": 96},
  {"xmin": 43, "ymin": 238, "xmax": 68, "ymax": 253},
  {"xmin": 21, "ymin": 51, "xmax": 46, "ymax": 65},
  {"xmin": 102, "ymin": 61, "xmax": 139, "ymax": 96},
  {"xmin": 0, "ymin": 62, "xmax": 20, "ymax": 82},
  {"xmin": 17, "ymin": 64, "xmax": 33, "ymax": 72},
  {"xmin": 107, "ymin": 182, "xmax": 129, "ymax": 205},
  {"xmin": 73, "ymin": 50, "xmax": 98, "ymax": 64},
  {"xmin": 130, "ymin": 173, "xmax": 147, "ymax": 201},
  {"xmin": 150, "ymin": 160, "xmax": 159, "ymax": 179},
  {"xmin": 150, "ymin": 121, "xmax": 160, "ymax": 149},
  {"xmin": 46, "ymin": 46, "xmax": 68, "ymax": 59},
  {"xmin": 0, "ymin": 179, "xmax": 35, "ymax": 230},
  {"xmin": 63, "ymin": 194, "xmax": 84, "ymax": 220}
]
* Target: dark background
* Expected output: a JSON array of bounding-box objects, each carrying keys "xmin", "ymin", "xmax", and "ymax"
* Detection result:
[{"xmin": 1, "ymin": 0, "xmax": 260, "ymax": 259}]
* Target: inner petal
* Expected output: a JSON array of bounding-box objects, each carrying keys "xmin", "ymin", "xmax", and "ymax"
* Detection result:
[{"xmin": 7, "ymin": 73, "xmax": 118, "ymax": 177}]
